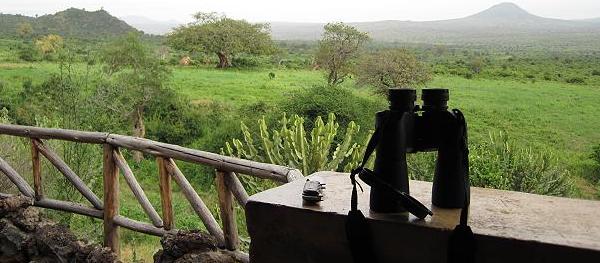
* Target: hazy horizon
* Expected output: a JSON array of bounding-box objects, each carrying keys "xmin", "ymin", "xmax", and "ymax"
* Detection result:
[{"xmin": 1, "ymin": 0, "xmax": 599, "ymax": 24}]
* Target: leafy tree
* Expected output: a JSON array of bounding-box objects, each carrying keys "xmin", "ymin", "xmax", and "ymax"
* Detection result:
[
  {"xmin": 356, "ymin": 49, "xmax": 432, "ymax": 95},
  {"xmin": 316, "ymin": 22, "xmax": 370, "ymax": 86},
  {"xmin": 167, "ymin": 12, "xmax": 274, "ymax": 68},
  {"xmin": 16, "ymin": 22, "xmax": 33, "ymax": 39},
  {"xmin": 35, "ymin": 34, "xmax": 64, "ymax": 60},
  {"xmin": 96, "ymin": 33, "xmax": 171, "ymax": 161}
]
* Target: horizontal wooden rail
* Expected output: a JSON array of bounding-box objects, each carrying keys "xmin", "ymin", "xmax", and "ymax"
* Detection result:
[
  {"xmin": 0, "ymin": 123, "xmax": 304, "ymax": 262},
  {"xmin": 114, "ymin": 215, "xmax": 170, "ymax": 236},
  {"xmin": 0, "ymin": 124, "xmax": 303, "ymax": 183}
]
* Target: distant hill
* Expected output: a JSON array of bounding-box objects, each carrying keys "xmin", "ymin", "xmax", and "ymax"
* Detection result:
[
  {"xmin": 121, "ymin": 16, "xmax": 180, "ymax": 35},
  {"xmin": 0, "ymin": 8, "xmax": 139, "ymax": 39},
  {"xmin": 270, "ymin": 2, "xmax": 600, "ymax": 46}
]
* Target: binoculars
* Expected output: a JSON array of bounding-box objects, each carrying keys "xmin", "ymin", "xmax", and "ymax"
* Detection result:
[{"xmin": 370, "ymin": 88, "xmax": 469, "ymax": 213}]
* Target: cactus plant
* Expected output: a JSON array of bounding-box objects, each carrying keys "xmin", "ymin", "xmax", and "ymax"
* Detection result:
[{"xmin": 222, "ymin": 113, "xmax": 373, "ymax": 175}]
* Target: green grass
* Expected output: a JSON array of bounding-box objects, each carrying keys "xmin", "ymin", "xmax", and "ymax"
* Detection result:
[
  {"xmin": 170, "ymin": 66, "xmax": 327, "ymax": 106},
  {"xmin": 3, "ymin": 62, "xmax": 600, "ymax": 261}
]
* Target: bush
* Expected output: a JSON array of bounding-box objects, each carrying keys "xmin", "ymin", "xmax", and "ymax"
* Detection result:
[
  {"xmin": 470, "ymin": 132, "xmax": 572, "ymax": 196},
  {"xmin": 281, "ymin": 85, "xmax": 385, "ymax": 132},
  {"xmin": 408, "ymin": 132, "xmax": 573, "ymax": 197},
  {"xmin": 591, "ymin": 69, "xmax": 600, "ymax": 76},
  {"xmin": 589, "ymin": 144, "xmax": 600, "ymax": 184},
  {"xmin": 565, "ymin": 76, "xmax": 585, "ymax": 84},
  {"xmin": 18, "ymin": 42, "xmax": 39, "ymax": 62},
  {"xmin": 231, "ymin": 55, "xmax": 272, "ymax": 68}
]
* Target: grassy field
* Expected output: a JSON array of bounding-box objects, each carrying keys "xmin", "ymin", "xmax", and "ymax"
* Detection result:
[{"xmin": 2, "ymin": 62, "xmax": 600, "ymax": 261}]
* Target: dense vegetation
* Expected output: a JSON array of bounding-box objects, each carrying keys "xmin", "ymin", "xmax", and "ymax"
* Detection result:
[
  {"xmin": 0, "ymin": 7, "xmax": 599, "ymax": 262},
  {"xmin": 0, "ymin": 8, "xmax": 139, "ymax": 39}
]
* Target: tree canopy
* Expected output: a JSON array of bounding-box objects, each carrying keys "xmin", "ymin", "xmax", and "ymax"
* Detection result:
[
  {"xmin": 316, "ymin": 22, "xmax": 370, "ymax": 86},
  {"xmin": 356, "ymin": 48, "xmax": 432, "ymax": 95},
  {"xmin": 167, "ymin": 12, "xmax": 275, "ymax": 68},
  {"xmin": 97, "ymin": 33, "xmax": 171, "ymax": 161}
]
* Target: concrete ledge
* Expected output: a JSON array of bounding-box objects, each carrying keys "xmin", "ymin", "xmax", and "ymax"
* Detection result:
[{"xmin": 246, "ymin": 171, "xmax": 600, "ymax": 263}]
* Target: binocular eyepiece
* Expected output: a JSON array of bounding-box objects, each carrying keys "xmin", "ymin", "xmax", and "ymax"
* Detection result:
[{"xmin": 388, "ymin": 88, "xmax": 449, "ymax": 112}]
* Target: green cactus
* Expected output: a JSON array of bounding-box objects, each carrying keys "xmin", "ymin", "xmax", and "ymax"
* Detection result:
[{"xmin": 222, "ymin": 113, "xmax": 373, "ymax": 175}]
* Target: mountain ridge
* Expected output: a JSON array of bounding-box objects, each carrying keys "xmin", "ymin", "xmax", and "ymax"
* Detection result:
[
  {"xmin": 268, "ymin": 2, "xmax": 600, "ymax": 43},
  {"xmin": 0, "ymin": 8, "xmax": 139, "ymax": 39}
]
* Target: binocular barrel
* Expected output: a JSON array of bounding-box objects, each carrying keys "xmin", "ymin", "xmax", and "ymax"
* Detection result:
[{"xmin": 370, "ymin": 88, "xmax": 467, "ymax": 213}]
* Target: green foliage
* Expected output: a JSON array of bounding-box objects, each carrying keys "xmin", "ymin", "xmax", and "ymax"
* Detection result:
[
  {"xmin": 589, "ymin": 144, "xmax": 600, "ymax": 184},
  {"xmin": 167, "ymin": 12, "xmax": 275, "ymax": 68},
  {"xmin": 470, "ymin": 132, "xmax": 573, "ymax": 196},
  {"xmin": 356, "ymin": 48, "xmax": 432, "ymax": 95},
  {"xmin": 222, "ymin": 113, "xmax": 371, "ymax": 176},
  {"xmin": 409, "ymin": 132, "xmax": 573, "ymax": 196},
  {"xmin": 316, "ymin": 22, "xmax": 370, "ymax": 85},
  {"xmin": 95, "ymin": 32, "xmax": 172, "ymax": 141},
  {"xmin": 18, "ymin": 41, "xmax": 39, "ymax": 61},
  {"xmin": 0, "ymin": 8, "xmax": 139, "ymax": 39},
  {"xmin": 281, "ymin": 85, "xmax": 385, "ymax": 132}
]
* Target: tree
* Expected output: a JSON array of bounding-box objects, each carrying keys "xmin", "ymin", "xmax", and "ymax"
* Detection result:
[
  {"xmin": 16, "ymin": 22, "xmax": 33, "ymax": 39},
  {"xmin": 167, "ymin": 12, "xmax": 274, "ymax": 68},
  {"xmin": 316, "ymin": 23, "xmax": 370, "ymax": 86},
  {"xmin": 97, "ymin": 33, "xmax": 171, "ymax": 162},
  {"xmin": 356, "ymin": 49, "xmax": 432, "ymax": 95},
  {"xmin": 470, "ymin": 56, "xmax": 485, "ymax": 74},
  {"xmin": 35, "ymin": 34, "xmax": 64, "ymax": 59}
]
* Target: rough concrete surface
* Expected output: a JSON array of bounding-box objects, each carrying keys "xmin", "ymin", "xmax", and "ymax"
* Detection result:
[{"xmin": 247, "ymin": 171, "xmax": 600, "ymax": 263}]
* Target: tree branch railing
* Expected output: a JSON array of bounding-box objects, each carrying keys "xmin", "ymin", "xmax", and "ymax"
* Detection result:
[{"xmin": 0, "ymin": 124, "xmax": 304, "ymax": 261}]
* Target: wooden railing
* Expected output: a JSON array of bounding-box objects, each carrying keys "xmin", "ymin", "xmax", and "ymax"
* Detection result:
[{"xmin": 0, "ymin": 124, "xmax": 303, "ymax": 261}]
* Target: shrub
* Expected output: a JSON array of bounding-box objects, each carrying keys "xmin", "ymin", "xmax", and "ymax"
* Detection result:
[
  {"xmin": 592, "ymin": 69, "xmax": 600, "ymax": 76},
  {"xmin": 470, "ymin": 132, "xmax": 572, "ymax": 196},
  {"xmin": 565, "ymin": 76, "xmax": 585, "ymax": 84},
  {"xmin": 18, "ymin": 42, "xmax": 39, "ymax": 62},
  {"xmin": 281, "ymin": 85, "xmax": 385, "ymax": 132},
  {"xmin": 407, "ymin": 132, "xmax": 573, "ymax": 197},
  {"xmin": 231, "ymin": 55, "xmax": 271, "ymax": 68},
  {"xmin": 589, "ymin": 144, "xmax": 600, "ymax": 184}
]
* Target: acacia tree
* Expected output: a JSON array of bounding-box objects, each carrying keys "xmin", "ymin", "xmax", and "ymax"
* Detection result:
[
  {"xmin": 356, "ymin": 49, "xmax": 432, "ymax": 95},
  {"xmin": 316, "ymin": 23, "xmax": 370, "ymax": 86},
  {"xmin": 97, "ymin": 33, "xmax": 171, "ymax": 162},
  {"xmin": 167, "ymin": 12, "xmax": 274, "ymax": 68}
]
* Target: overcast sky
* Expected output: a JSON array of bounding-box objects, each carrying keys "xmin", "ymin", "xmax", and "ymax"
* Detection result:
[{"xmin": 2, "ymin": 0, "xmax": 599, "ymax": 23}]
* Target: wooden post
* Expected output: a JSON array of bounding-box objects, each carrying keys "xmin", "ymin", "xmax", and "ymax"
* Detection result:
[
  {"xmin": 216, "ymin": 169, "xmax": 239, "ymax": 250},
  {"xmin": 31, "ymin": 139, "xmax": 42, "ymax": 200},
  {"xmin": 103, "ymin": 144, "xmax": 119, "ymax": 255},
  {"xmin": 157, "ymin": 157, "xmax": 174, "ymax": 230}
]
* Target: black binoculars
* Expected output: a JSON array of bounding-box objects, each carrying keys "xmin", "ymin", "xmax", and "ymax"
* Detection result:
[{"xmin": 370, "ymin": 88, "xmax": 469, "ymax": 213}]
